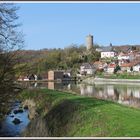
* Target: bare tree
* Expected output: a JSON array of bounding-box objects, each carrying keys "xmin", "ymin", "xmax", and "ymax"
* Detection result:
[{"xmin": 0, "ymin": 3, "xmax": 24, "ymax": 117}]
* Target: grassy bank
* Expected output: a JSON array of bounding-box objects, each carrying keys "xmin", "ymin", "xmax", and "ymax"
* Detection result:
[
  {"xmin": 97, "ymin": 72, "xmax": 140, "ymax": 79},
  {"xmin": 19, "ymin": 88, "xmax": 140, "ymax": 137}
]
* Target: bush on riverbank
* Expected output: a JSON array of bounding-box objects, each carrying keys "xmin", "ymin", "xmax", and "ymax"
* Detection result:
[{"xmin": 20, "ymin": 88, "xmax": 140, "ymax": 137}]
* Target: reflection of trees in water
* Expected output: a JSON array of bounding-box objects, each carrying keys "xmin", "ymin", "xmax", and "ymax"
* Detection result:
[
  {"xmin": 127, "ymin": 90, "xmax": 140, "ymax": 108},
  {"xmin": 130, "ymin": 91, "xmax": 133, "ymax": 98},
  {"xmin": 80, "ymin": 84, "xmax": 98, "ymax": 97},
  {"xmin": 114, "ymin": 88, "xmax": 120, "ymax": 101},
  {"xmin": 95, "ymin": 85, "xmax": 104, "ymax": 92},
  {"xmin": 114, "ymin": 86, "xmax": 140, "ymax": 108}
]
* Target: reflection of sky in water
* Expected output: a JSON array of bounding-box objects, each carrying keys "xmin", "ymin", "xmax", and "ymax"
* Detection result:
[{"xmin": 0, "ymin": 102, "xmax": 30, "ymax": 137}]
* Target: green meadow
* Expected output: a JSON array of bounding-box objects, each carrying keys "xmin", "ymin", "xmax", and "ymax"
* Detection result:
[{"xmin": 20, "ymin": 88, "xmax": 140, "ymax": 137}]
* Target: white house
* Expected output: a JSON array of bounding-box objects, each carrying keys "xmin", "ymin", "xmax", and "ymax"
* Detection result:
[
  {"xmin": 23, "ymin": 76, "xmax": 29, "ymax": 81},
  {"xmin": 120, "ymin": 63, "xmax": 132, "ymax": 72},
  {"xmin": 118, "ymin": 52, "xmax": 135, "ymax": 63},
  {"xmin": 133, "ymin": 62, "xmax": 140, "ymax": 72},
  {"xmin": 106, "ymin": 63, "xmax": 116, "ymax": 73},
  {"xmin": 80, "ymin": 63, "xmax": 95, "ymax": 75},
  {"xmin": 63, "ymin": 70, "xmax": 71, "ymax": 78},
  {"xmin": 101, "ymin": 51, "xmax": 116, "ymax": 58},
  {"xmin": 120, "ymin": 61, "xmax": 140, "ymax": 72}
]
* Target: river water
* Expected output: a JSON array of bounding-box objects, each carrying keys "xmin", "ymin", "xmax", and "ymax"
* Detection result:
[
  {"xmin": 22, "ymin": 81, "xmax": 140, "ymax": 109},
  {"xmin": 0, "ymin": 101, "xmax": 30, "ymax": 137}
]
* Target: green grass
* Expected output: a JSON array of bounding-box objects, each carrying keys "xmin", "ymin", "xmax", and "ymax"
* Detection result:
[
  {"xmin": 97, "ymin": 72, "xmax": 140, "ymax": 79},
  {"xmin": 20, "ymin": 88, "xmax": 140, "ymax": 137}
]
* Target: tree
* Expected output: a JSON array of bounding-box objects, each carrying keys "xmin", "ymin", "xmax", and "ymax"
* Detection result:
[
  {"xmin": 130, "ymin": 66, "xmax": 133, "ymax": 72},
  {"xmin": 86, "ymin": 47, "xmax": 101, "ymax": 62},
  {"xmin": 130, "ymin": 66, "xmax": 134, "ymax": 75},
  {"xmin": 0, "ymin": 3, "xmax": 24, "ymax": 117},
  {"xmin": 114, "ymin": 65, "xmax": 121, "ymax": 74}
]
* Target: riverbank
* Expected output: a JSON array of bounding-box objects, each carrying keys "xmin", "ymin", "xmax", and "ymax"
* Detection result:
[
  {"xmin": 19, "ymin": 88, "xmax": 140, "ymax": 137},
  {"xmin": 82, "ymin": 77, "xmax": 140, "ymax": 85}
]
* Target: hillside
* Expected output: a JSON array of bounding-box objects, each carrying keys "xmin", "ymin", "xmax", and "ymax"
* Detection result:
[
  {"xmin": 17, "ymin": 49, "xmax": 48, "ymax": 63},
  {"xmin": 15, "ymin": 45, "xmax": 140, "ymax": 76}
]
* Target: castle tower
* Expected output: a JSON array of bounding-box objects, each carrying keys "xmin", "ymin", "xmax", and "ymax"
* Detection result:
[{"xmin": 86, "ymin": 34, "xmax": 93, "ymax": 51}]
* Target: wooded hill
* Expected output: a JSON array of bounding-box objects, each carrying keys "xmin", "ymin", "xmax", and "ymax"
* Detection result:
[
  {"xmin": 16, "ymin": 44, "xmax": 140, "ymax": 77},
  {"xmin": 16, "ymin": 45, "xmax": 100, "ymax": 76}
]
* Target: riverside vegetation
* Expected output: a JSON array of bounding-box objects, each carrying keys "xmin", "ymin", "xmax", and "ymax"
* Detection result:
[
  {"xmin": 19, "ymin": 88, "xmax": 140, "ymax": 137},
  {"xmin": 96, "ymin": 71, "xmax": 140, "ymax": 79}
]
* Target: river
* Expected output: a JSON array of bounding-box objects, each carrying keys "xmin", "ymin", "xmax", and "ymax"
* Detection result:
[
  {"xmin": 0, "ymin": 101, "xmax": 30, "ymax": 137},
  {"xmin": 21, "ymin": 81, "xmax": 140, "ymax": 109}
]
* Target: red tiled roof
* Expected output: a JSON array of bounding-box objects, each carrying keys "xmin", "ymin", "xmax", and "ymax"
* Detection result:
[
  {"xmin": 108, "ymin": 64, "xmax": 116, "ymax": 68},
  {"xmin": 120, "ymin": 63, "xmax": 133, "ymax": 67},
  {"xmin": 94, "ymin": 61, "xmax": 104, "ymax": 65}
]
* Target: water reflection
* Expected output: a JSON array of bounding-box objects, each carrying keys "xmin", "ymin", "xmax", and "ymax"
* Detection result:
[
  {"xmin": 79, "ymin": 84, "xmax": 140, "ymax": 108},
  {"xmin": 20, "ymin": 81, "xmax": 140, "ymax": 108},
  {"xmin": 20, "ymin": 81, "xmax": 77, "ymax": 91}
]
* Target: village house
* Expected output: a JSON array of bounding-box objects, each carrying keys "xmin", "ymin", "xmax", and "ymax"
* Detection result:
[
  {"xmin": 28, "ymin": 74, "xmax": 37, "ymax": 81},
  {"xmin": 96, "ymin": 45, "xmax": 117, "ymax": 59},
  {"xmin": 18, "ymin": 74, "xmax": 39, "ymax": 81},
  {"xmin": 101, "ymin": 51, "xmax": 116, "ymax": 58},
  {"xmin": 97, "ymin": 46, "xmax": 117, "ymax": 59},
  {"xmin": 133, "ymin": 62, "xmax": 140, "ymax": 72},
  {"xmin": 119, "ymin": 61, "xmax": 140, "ymax": 73},
  {"xmin": 120, "ymin": 63, "xmax": 133, "ymax": 73},
  {"xmin": 80, "ymin": 63, "xmax": 96, "ymax": 75},
  {"xmin": 40, "ymin": 72, "xmax": 48, "ymax": 80},
  {"xmin": 18, "ymin": 75, "xmax": 29, "ymax": 81},
  {"xmin": 118, "ymin": 52, "xmax": 135, "ymax": 65},
  {"xmin": 23, "ymin": 76, "xmax": 29, "ymax": 81},
  {"xmin": 135, "ymin": 52, "xmax": 140, "ymax": 60},
  {"xmin": 106, "ymin": 63, "xmax": 116, "ymax": 74},
  {"xmin": 63, "ymin": 70, "xmax": 72, "ymax": 79},
  {"xmin": 93, "ymin": 61, "xmax": 108, "ymax": 71},
  {"xmin": 18, "ymin": 76, "xmax": 26, "ymax": 81},
  {"xmin": 48, "ymin": 70, "xmax": 64, "ymax": 81}
]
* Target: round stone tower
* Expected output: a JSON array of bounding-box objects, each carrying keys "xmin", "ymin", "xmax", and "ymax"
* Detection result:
[{"xmin": 86, "ymin": 34, "xmax": 93, "ymax": 51}]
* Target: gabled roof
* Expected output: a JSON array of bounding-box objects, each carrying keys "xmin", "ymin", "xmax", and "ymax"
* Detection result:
[
  {"xmin": 81, "ymin": 63, "xmax": 94, "ymax": 69},
  {"xmin": 96, "ymin": 46, "xmax": 114, "ymax": 52},
  {"xmin": 94, "ymin": 61, "xmax": 103, "ymax": 65},
  {"xmin": 118, "ymin": 52, "xmax": 125, "ymax": 56},
  {"xmin": 112, "ymin": 46, "xmax": 132, "ymax": 53}
]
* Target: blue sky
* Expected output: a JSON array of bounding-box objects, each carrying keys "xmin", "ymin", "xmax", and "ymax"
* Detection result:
[{"xmin": 17, "ymin": 3, "xmax": 140, "ymax": 50}]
